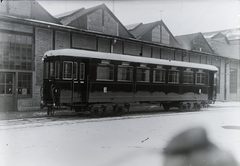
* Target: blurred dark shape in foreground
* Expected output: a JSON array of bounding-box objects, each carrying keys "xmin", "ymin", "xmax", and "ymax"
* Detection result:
[{"xmin": 163, "ymin": 127, "xmax": 239, "ymax": 166}]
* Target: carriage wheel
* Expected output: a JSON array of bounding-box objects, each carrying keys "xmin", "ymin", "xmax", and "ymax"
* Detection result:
[
  {"xmin": 115, "ymin": 106, "xmax": 124, "ymax": 116},
  {"xmin": 194, "ymin": 103, "xmax": 202, "ymax": 111},
  {"xmin": 179, "ymin": 104, "xmax": 187, "ymax": 112},
  {"xmin": 90, "ymin": 107, "xmax": 102, "ymax": 118},
  {"xmin": 163, "ymin": 104, "xmax": 170, "ymax": 111}
]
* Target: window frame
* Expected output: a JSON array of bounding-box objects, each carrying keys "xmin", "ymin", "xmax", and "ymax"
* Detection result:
[
  {"xmin": 153, "ymin": 68, "xmax": 166, "ymax": 83},
  {"xmin": 136, "ymin": 66, "xmax": 150, "ymax": 82},
  {"xmin": 96, "ymin": 63, "xmax": 114, "ymax": 81},
  {"xmin": 43, "ymin": 62, "xmax": 49, "ymax": 79},
  {"xmin": 62, "ymin": 61, "xmax": 73, "ymax": 80},
  {"xmin": 195, "ymin": 70, "xmax": 205, "ymax": 85},
  {"xmin": 79, "ymin": 62, "xmax": 85, "ymax": 80},
  {"xmin": 117, "ymin": 65, "xmax": 133, "ymax": 82},
  {"xmin": 17, "ymin": 72, "xmax": 32, "ymax": 97},
  {"xmin": 183, "ymin": 69, "xmax": 194, "ymax": 84},
  {"xmin": 168, "ymin": 69, "xmax": 179, "ymax": 84}
]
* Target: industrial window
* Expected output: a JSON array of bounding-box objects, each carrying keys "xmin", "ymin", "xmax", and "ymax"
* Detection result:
[
  {"xmin": 43, "ymin": 62, "xmax": 49, "ymax": 79},
  {"xmin": 183, "ymin": 69, "xmax": 194, "ymax": 84},
  {"xmin": 196, "ymin": 71, "xmax": 205, "ymax": 85},
  {"xmin": 18, "ymin": 73, "xmax": 32, "ymax": 96},
  {"xmin": 168, "ymin": 69, "xmax": 179, "ymax": 83},
  {"xmin": 230, "ymin": 69, "xmax": 237, "ymax": 93},
  {"xmin": 152, "ymin": 25, "xmax": 161, "ymax": 43},
  {"xmin": 97, "ymin": 64, "xmax": 114, "ymax": 81},
  {"xmin": 55, "ymin": 62, "xmax": 60, "ymax": 79},
  {"xmin": 136, "ymin": 67, "xmax": 150, "ymax": 82},
  {"xmin": 162, "ymin": 26, "xmax": 170, "ymax": 44},
  {"xmin": 79, "ymin": 63, "xmax": 85, "ymax": 80},
  {"xmin": 63, "ymin": 62, "xmax": 73, "ymax": 80},
  {"xmin": 0, "ymin": 32, "xmax": 33, "ymax": 70},
  {"xmin": 118, "ymin": 65, "xmax": 133, "ymax": 81},
  {"xmin": 153, "ymin": 69, "xmax": 166, "ymax": 83},
  {"xmin": 0, "ymin": 73, "xmax": 13, "ymax": 95}
]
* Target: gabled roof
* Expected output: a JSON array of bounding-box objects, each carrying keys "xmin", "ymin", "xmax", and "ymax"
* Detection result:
[
  {"xmin": 56, "ymin": 3, "xmax": 134, "ymax": 38},
  {"xmin": 175, "ymin": 32, "xmax": 214, "ymax": 53},
  {"xmin": 203, "ymin": 28, "xmax": 240, "ymax": 41},
  {"xmin": 125, "ymin": 22, "xmax": 142, "ymax": 31},
  {"xmin": 207, "ymin": 40, "xmax": 240, "ymax": 60},
  {"xmin": 128, "ymin": 21, "xmax": 159, "ymax": 39},
  {"xmin": 175, "ymin": 33, "xmax": 199, "ymax": 50},
  {"xmin": 55, "ymin": 8, "xmax": 84, "ymax": 20}
]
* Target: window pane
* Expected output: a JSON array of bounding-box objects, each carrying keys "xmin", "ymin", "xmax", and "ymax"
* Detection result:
[
  {"xmin": 18, "ymin": 73, "xmax": 32, "ymax": 95},
  {"xmin": 0, "ymin": 85, "xmax": 5, "ymax": 94},
  {"xmin": 63, "ymin": 62, "xmax": 73, "ymax": 79},
  {"xmin": 97, "ymin": 65, "xmax": 114, "ymax": 80},
  {"xmin": 0, "ymin": 73, "xmax": 5, "ymax": 83},
  {"xmin": 118, "ymin": 66, "xmax": 133, "ymax": 81},
  {"xmin": 153, "ymin": 69, "xmax": 165, "ymax": 83},
  {"xmin": 6, "ymin": 85, "xmax": 12, "ymax": 94},
  {"xmin": 136, "ymin": 68, "xmax": 150, "ymax": 82},
  {"xmin": 6, "ymin": 74, "xmax": 12, "ymax": 84},
  {"xmin": 50, "ymin": 62, "xmax": 54, "ymax": 78},
  {"xmin": 79, "ymin": 63, "xmax": 85, "ymax": 80},
  {"xmin": 196, "ymin": 72, "xmax": 205, "ymax": 84},
  {"xmin": 183, "ymin": 71, "xmax": 193, "ymax": 84},
  {"xmin": 44, "ymin": 62, "xmax": 49, "ymax": 79},
  {"xmin": 73, "ymin": 62, "xmax": 78, "ymax": 80},
  {"xmin": 55, "ymin": 62, "xmax": 60, "ymax": 79},
  {"xmin": 168, "ymin": 70, "xmax": 179, "ymax": 83}
]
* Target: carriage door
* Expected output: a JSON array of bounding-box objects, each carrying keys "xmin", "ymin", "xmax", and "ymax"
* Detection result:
[
  {"xmin": 72, "ymin": 62, "xmax": 86, "ymax": 102},
  {"xmin": 0, "ymin": 72, "xmax": 15, "ymax": 112}
]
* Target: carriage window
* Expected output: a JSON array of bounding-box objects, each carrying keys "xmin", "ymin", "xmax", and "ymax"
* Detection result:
[
  {"xmin": 63, "ymin": 62, "xmax": 73, "ymax": 79},
  {"xmin": 118, "ymin": 66, "xmax": 133, "ymax": 81},
  {"xmin": 55, "ymin": 62, "xmax": 60, "ymax": 79},
  {"xmin": 97, "ymin": 64, "xmax": 114, "ymax": 81},
  {"xmin": 153, "ymin": 69, "xmax": 166, "ymax": 83},
  {"xmin": 196, "ymin": 71, "xmax": 205, "ymax": 85},
  {"xmin": 73, "ymin": 62, "xmax": 78, "ymax": 80},
  {"xmin": 168, "ymin": 70, "xmax": 179, "ymax": 83},
  {"xmin": 79, "ymin": 63, "xmax": 85, "ymax": 80},
  {"xmin": 50, "ymin": 62, "xmax": 54, "ymax": 78},
  {"xmin": 43, "ymin": 62, "xmax": 49, "ymax": 79},
  {"xmin": 183, "ymin": 69, "xmax": 193, "ymax": 84},
  {"xmin": 136, "ymin": 68, "xmax": 150, "ymax": 82}
]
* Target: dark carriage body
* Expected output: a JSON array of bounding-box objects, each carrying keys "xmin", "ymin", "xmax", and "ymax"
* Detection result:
[{"xmin": 41, "ymin": 49, "xmax": 217, "ymax": 115}]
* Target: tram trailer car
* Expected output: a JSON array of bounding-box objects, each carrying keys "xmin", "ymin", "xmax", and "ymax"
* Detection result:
[{"xmin": 41, "ymin": 49, "xmax": 218, "ymax": 116}]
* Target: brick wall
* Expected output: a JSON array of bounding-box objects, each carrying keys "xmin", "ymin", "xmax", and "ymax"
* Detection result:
[
  {"xmin": 55, "ymin": 31, "xmax": 70, "ymax": 49},
  {"xmin": 123, "ymin": 42, "xmax": 141, "ymax": 56},
  {"xmin": 18, "ymin": 27, "xmax": 53, "ymax": 111}
]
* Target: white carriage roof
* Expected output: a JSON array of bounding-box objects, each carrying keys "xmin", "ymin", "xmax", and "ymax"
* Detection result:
[{"xmin": 44, "ymin": 49, "xmax": 218, "ymax": 71}]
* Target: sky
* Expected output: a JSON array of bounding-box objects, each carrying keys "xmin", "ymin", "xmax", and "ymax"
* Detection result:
[{"xmin": 38, "ymin": 0, "xmax": 240, "ymax": 35}]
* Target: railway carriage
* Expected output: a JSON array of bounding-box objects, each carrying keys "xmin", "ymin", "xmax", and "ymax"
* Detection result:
[{"xmin": 41, "ymin": 49, "xmax": 218, "ymax": 116}]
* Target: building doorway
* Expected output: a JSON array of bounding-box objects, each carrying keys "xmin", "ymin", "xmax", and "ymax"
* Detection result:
[{"xmin": 0, "ymin": 72, "xmax": 16, "ymax": 112}]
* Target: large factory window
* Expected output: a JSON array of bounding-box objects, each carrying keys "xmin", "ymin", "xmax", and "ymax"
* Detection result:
[
  {"xmin": 0, "ymin": 32, "xmax": 33, "ymax": 70},
  {"xmin": 18, "ymin": 73, "xmax": 32, "ymax": 96},
  {"xmin": 118, "ymin": 66, "xmax": 133, "ymax": 81}
]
